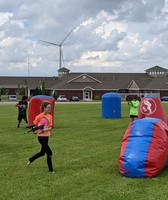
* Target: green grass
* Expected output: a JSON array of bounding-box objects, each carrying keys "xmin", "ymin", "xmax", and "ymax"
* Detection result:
[{"xmin": 1, "ymin": 103, "xmax": 168, "ymax": 200}]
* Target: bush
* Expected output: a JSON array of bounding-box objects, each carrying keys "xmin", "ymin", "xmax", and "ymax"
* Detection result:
[{"xmin": 94, "ymin": 96, "xmax": 101, "ymax": 100}]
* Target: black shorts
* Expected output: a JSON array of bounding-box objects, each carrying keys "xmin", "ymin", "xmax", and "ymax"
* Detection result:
[
  {"xmin": 18, "ymin": 112, "xmax": 27, "ymax": 121},
  {"xmin": 130, "ymin": 115, "xmax": 138, "ymax": 118}
]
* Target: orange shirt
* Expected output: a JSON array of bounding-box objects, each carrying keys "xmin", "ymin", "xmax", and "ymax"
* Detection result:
[{"xmin": 33, "ymin": 113, "xmax": 53, "ymax": 137}]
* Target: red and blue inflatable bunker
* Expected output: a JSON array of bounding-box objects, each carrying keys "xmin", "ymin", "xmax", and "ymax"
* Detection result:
[
  {"xmin": 119, "ymin": 118, "xmax": 168, "ymax": 178},
  {"xmin": 119, "ymin": 97, "xmax": 168, "ymax": 178},
  {"xmin": 28, "ymin": 95, "xmax": 55, "ymax": 127},
  {"xmin": 138, "ymin": 97, "xmax": 167, "ymax": 124}
]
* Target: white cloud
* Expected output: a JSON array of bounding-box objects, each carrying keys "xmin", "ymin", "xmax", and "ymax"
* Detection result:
[
  {"xmin": 0, "ymin": 12, "xmax": 13, "ymax": 26},
  {"xmin": 0, "ymin": 0, "xmax": 168, "ymax": 76}
]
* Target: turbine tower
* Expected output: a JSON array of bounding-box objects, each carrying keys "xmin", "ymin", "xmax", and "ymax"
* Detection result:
[{"xmin": 39, "ymin": 27, "xmax": 75, "ymax": 69}]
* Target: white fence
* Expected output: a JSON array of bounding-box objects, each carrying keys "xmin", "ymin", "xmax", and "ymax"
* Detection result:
[{"xmin": 119, "ymin": 93, "xmax": 160, "ymax": 102}]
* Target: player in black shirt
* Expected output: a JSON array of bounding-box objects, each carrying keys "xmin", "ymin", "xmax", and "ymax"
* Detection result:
[{"xmin": 15, "ymin": 95, "xmax": 28, "ymax": 128}]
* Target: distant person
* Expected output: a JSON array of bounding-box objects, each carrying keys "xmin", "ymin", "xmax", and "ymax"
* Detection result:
[
  {"xmin": 15, "ymin": 95, "xmax": 28, "ymax": 128},
  {"xmin": 27, "ymin": 101, "xmax": 54, "ymax": 173},
  {"xmin": 128, "ymin": 95, "xmax": 140, "ymax": 121}
]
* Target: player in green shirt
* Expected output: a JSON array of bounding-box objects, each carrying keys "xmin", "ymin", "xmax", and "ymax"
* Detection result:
[{"xmin": 128, "ymin": 95, "xmax": 140, "ymax": 121}]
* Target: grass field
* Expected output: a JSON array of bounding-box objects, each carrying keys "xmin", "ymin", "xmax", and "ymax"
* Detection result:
[{"xmin": 1, "ymin": 102, "xmax": 168, "ymax": 200}]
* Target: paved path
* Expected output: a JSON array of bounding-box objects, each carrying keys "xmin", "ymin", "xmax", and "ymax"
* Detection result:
[{"xmin": 0, "ymin": 101, "xmax": 102, "ymax": 105}]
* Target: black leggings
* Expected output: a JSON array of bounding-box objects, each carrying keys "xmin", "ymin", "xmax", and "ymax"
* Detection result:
[{"xmin": 29, "ymin": 137, "xmax": 53, "ymax": 172}]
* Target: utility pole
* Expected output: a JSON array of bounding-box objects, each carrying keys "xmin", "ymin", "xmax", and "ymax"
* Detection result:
[
  {"xmin": 27, "ymin": 54, "xmax": 30, "ymax": 77},
  {"xmin": 25, "ymin": 54, "xmax": 30, "ymax": 96}
]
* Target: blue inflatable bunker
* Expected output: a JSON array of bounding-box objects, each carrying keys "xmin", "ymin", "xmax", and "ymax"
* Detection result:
[{"xmin": 102, "ymin": 93, "xmax": 121, "ymax": 119}]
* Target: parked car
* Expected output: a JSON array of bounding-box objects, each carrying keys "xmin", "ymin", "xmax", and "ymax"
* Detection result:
[
  {"xmin": 160, "ymin": 96, "xmax": 168, "ymax": 101},
  {"xmin": 8, "ymin": 95, "xmax": 17, "ymax": 101},
  {"xmin": 57, "ymin": 95, "xmax": 67, "ymax": 102},
  {"xmin": 70, "ymin": 96, "xmax": 80, "ymax": 101}
]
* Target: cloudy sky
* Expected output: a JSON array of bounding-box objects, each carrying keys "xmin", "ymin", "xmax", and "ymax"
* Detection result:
[{"xmin": 0, "ymin": 0, "xmax": 168, "ymax": 77}]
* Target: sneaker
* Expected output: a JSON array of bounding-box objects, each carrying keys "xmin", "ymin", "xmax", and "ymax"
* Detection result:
[
  {"xmin": 49, "ymin": 171, "xmax": 55, "ymax": 173},
  {"xmin": 27, "ymin": 161, "xmax": 32, "ymax": 166},
  {"xmin": 17, "ymin": 124, "xmax": 20, "ymax": 128}
]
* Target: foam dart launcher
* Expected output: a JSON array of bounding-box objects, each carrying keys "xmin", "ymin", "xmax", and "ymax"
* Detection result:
[{"xmin": 24, "ymin": 124, "xmax": 44, "ymax": 134}]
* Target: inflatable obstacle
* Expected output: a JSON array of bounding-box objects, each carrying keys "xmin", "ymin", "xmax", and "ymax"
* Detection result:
[
  {"xmin": 28, "ymin": 95, "xmax": 55, "ymax": 126},
  {"xmin": 119, "ymin": 118, "xmax": 168, "ymax": 178},
  {"xmin": 138, "ymin": 97, "xmax": 167, "ymax": 124},
  {"xmin": 119, "ymin": 97, "xmax": 168, "ymax": 178}
]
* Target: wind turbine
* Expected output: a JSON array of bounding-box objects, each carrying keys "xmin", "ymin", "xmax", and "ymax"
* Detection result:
[{"xmin": 39, "ymin": 27, "xmax": 75, "ymax": 69}]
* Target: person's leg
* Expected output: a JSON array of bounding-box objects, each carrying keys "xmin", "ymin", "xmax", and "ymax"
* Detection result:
[
  {"xmin": 28, "ymin": 137, "xmax": 46, "ymax": 163},
  {"xmin": 17, "ymin": 114, "xmax": 22, "ymax": 128},
  {"xmin": 134, "ymin": 116, "xmax": 138, "ymax": 120},
  {"xmin": 46, "ymin": 145, "xmax": 53, "ymax": 172},
  {"xmin": 23, "ymin": 113, "xmax": 28, "ymax": 126},
  {"xmin": 131, "ymin": 115, "xmax": 138, "ymax": 122},
  {"xmin": 28, "ymin": 137, "xmax": 54, "ymax": 171},
  {"xmin": 41, "ymin": 137, "xmax": 53, "ymax": 172}
]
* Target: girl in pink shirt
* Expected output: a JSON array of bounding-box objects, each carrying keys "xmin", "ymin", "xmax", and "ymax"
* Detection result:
[{"xmin": 27, "ymin": 101, "xmax": 54, "ymax": 173}]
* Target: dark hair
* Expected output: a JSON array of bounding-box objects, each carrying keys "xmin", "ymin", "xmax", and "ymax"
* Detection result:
[
  {"xmin": 133, "ymin": 95, "xmax": 137, "ymax": 99},
  {"xmin": 22, "ymin": 95, "xmax": 28, "ymax": 101},
  {"xmin": 41, "ymin": 101, "xmax": 51, "ymax": 112}
]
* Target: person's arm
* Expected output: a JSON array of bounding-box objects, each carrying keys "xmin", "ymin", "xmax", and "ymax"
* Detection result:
[
  {"xmin": 128, "ymin": 101, "xmax": 133, "ymax": 106},
  {"xmin": 15, "ymin": 101, "xmax": 23, "ymax": 108},
  {"xmin": 43, "ymin": 127, "xmax": 52, "ymax": 132},
  {"xmin": 132, "ymin": 101, "xmax": 139, "ymax": 108},
  {"xmin": 36, "ymin": 123, "xmax": 52, "ymax": 134},
  {"xmin": 43, "ymin": 116, "xmax": 52, "ymax": 132},
  {"xmin": 15, "ymin": 102, "xmax": 19, "ymax": 107},
  {"xmin": 33, "ymin": 115, "xmax": 40, "ymax": 126}
]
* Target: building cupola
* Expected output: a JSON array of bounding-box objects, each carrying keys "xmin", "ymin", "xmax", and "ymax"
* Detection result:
[{"xmin": 58, "ymin": 67, "xmax": 70, "ymax": 78}]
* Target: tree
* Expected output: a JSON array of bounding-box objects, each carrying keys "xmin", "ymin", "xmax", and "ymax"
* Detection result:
[
  {"xmin": 0, "ymin": 87, "xmax": 8, "ymax": 95},
  {"xmin": 16, "ymin": 84, "xmax": 25, "ymax": 95},
  {"xmin": 34, "ymin": 87, "xmax": 40, "ymax": 96}
]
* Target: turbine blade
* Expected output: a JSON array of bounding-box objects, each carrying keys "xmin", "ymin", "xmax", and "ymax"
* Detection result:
[
  {"xmin": 39, "ymin": 40, "xmax": 60, "ymax": 46},
  {"xmin": 60, "ymin": 26, "xmax": 76, "ymax": 45}
]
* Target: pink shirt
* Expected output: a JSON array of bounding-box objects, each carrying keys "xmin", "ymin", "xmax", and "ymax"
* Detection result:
[{"xmin": 33, "ymin": 113, "xmax": 53, "ymax": 137}]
